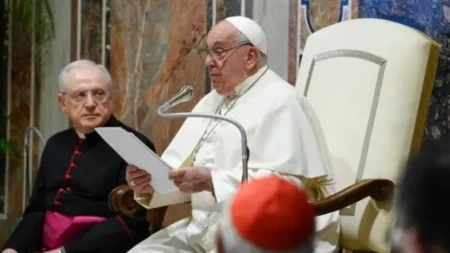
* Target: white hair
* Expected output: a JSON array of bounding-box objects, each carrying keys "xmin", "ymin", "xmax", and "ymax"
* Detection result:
[
  {"xmin": 219, "ymin": 206, "xmax": 314, "ymax": 253},
  {"xmin": 58, "ymin": 59, "xmax": 113, "ymax": 92},
  {"xmin": 236, "ymin": 30, "xmax": 267, "ymax": 67}
]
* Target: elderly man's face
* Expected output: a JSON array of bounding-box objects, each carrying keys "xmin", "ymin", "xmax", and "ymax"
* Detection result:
[
  {"xmin": 203, "ymin": 21, "xmax": 259, "ymax": 96},
  {"xmin": 58, "ymin": 67, "xmax": 112, "ymax": 133}
]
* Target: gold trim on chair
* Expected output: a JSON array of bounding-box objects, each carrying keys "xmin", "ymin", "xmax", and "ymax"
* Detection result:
[{"xmin": 409, "ymin": 41, "xmax": 441, "ymax": 156}]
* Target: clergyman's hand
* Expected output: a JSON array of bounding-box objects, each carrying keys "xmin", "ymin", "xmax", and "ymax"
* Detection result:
[
  {"xmin": 126, "ymin": 165, "xmax": 154, "ymax": 194},
  {"xmin": 168, "ymin": 166, "xmax": 214, "ymax": 194}
]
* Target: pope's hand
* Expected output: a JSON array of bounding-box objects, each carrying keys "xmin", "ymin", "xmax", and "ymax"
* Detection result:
[
  {"xmin": 126, "ymin": 165, "xmax": 154, "ymax": 194},
  {"xmin": 2, "ymin": 249, "xmax": 18, "ymax": 253},
  {"xmin": 168, "ymin": 166, "xmax": 214, "ymax": 194}
]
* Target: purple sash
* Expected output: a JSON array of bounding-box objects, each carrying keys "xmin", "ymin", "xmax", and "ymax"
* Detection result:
[{"xmin": 42, "ymin": 210, "xmax": 106, "ymax": 250}]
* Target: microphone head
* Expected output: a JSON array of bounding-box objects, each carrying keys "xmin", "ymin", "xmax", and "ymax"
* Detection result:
[{"xmin": 169, "ymin": 85, "xmax": 194, "ymax": 107}]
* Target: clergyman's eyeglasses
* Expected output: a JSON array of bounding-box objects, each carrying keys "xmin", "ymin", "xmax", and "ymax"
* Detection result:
[{"xmin": 63, "ymin": 89, "xmax": 109, "ymax": 103}]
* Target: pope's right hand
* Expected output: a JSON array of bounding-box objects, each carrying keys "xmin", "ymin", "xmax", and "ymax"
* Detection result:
[
  {"xmin": 126, "ymin": 165, "xmax": 154, "ymax": 194},
  {"xmin": 2, "ymin": 249, "xmax": 18, "ymax": 253}
]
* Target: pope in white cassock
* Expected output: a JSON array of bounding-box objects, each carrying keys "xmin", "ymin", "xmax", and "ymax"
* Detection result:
[{"xmin": 125, "ymin": 16, "xmax": 339, "ymax": 253}]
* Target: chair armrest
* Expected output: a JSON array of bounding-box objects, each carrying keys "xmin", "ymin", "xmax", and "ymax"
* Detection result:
[
  {"xmin": 108, "ymin": 184, "xmax": 167, "ymax": 233},
  {"xmin": 108, "ymin": 184, "xmax": 139, "ymax": 216},
  {"xmin": 109, "ymin": 179, "xmax": 395, "ymax": 218},
  {"xmin": 312, "ymin": 179, "xmax": 395, "ymax": 216}
]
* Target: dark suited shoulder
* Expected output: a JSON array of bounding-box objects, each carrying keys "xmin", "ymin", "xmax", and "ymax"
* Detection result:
[{"xmin": 43, "ymin": 128, "xmax": 74, "ymax": 147}]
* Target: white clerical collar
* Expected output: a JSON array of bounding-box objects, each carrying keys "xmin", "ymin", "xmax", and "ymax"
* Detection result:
[
  {"xmin": 76, "ymin": 131, "xmax": 86, "ymax": 139},
  {"xmin": 232, "ymin": 65, "xmax": 268, "ymax": 97}
]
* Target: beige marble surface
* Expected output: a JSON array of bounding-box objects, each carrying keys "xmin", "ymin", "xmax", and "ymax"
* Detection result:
[
  {"xmin": 80, "ymin": 0, "xmax": 102, "ymax": 63},
  {"xmin": 110, "ymin": 0, "xmax": 208, "ymax": 155}
]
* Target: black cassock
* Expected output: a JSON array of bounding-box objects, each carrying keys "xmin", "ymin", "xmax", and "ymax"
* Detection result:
[{"xmin": 3, "ymin": 116, "xmax": 154, "ymax": 253}]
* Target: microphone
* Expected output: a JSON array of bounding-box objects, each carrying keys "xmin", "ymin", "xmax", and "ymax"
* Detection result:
[
  {"xmin": 157, "ymin": 85, "xmax": 250, "ymax": 183},
  {"xmin": 159, "ymin": 86, "xmax": 194, "ymax": 112}
]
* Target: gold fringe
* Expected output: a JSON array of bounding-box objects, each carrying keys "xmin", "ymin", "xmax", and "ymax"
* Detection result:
[{"xmin": 301, "ymin": 175, "xmax": 334, "ymax": 201}]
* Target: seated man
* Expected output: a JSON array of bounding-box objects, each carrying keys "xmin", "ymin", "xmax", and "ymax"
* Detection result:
[
  {"xmin": 2, "ymin": 60, "xmax": 154, "ymax": 253},
  {"xmin": 394, "ymin": 137, "xmax": 450, "ymax": 253},
  {"xmin": 126, "ymin": 16, "xmax": 339, "ymax": 253},
  {"xmin": 216, "ymin": 176, "xmax": 316, "ymax": 253}
]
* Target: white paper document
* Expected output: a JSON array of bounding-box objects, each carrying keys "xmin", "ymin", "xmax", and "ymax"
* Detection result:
[{"xmin": 95, "ymin": 127, "xmax": 178, "ymax": 194}]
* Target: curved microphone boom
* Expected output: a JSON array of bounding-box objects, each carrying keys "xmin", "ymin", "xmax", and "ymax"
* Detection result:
[{"xmin": 157, "ymin": 86, "xmax": 250, "ymax": 183}]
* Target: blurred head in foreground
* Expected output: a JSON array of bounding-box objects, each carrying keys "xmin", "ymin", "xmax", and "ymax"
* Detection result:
[
  {"xmin": 394, "ymin": 137, "xmax": 450, "ymax": 253},
  {"xmin": 216, "ymin": 176, "xmax": 316, "ymax": 253}
]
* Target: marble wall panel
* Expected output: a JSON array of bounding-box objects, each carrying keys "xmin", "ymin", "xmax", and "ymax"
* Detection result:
[
  {"xmin": 0, "ymin": 5, "xmax": 42, "ymax": 246},
  {"xmin": 6, "ymin": 18, "xmax": 32, "ymax": 220},
  {"xmin": 0, "ymin": 0, "xmax": 9, "ymax": 246},
  {"xmin": 216, "ymin": 0, "xmax": 242, "ymax": 24},
  {"xmin": 0, "ymin": 0, "xmax": 8, "ymax": 219},
  {"xmin": 110, "ymin": 0, "xmax": 207, "ymax": 155},
  {"xmin": 80, "ymin": 0, "xmax": 103, "ymax": 63},
  {"xmin": 287, "ymin": 0, "xmax": 298, "ymax": 84},
  {"xmin": 215, "ymin": 0, "xmax": 227, "ymax": 23}
]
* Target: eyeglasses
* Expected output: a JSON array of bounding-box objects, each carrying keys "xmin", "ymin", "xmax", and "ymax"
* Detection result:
[
  {"xmin": 197, "ymin": 42, "xmax": 253, "ymax": 61},
  {"xmin": 63, "ymin": 89, "xmax": 110, "ymax": 103}
]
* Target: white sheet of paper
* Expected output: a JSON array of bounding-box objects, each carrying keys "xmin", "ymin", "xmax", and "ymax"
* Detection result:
[{"xmin": 95, "ymin": 127, "xmax": 178, "ymax": 194}]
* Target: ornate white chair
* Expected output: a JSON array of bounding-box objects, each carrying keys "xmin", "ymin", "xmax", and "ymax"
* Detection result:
[{"xmin": 295, "ymin": 18, "xmax": 440, "ymax": 252}]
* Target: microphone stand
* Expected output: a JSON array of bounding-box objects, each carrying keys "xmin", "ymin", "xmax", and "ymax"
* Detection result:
[
  {"xmin": 157, "ymin": 104, "xmax": 250, "ymax": 183},
  {"xmin": 23, "ymin": 126, "xmax": 46, "ymax": 213}
]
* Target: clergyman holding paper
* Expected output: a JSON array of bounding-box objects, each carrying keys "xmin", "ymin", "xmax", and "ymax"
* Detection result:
[{"xmin": 126, "ymin": 16, "xmax": 339, "ymax": 253}]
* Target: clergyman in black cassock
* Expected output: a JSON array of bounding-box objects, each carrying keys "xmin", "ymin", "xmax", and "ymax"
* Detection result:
[
  {"xmin": 2, "ymin": 60, "xmax": 154, "ymax": 253},
  {"xmin": 3, "ymin": 115, "xmax": 154, "ymax": 253}
]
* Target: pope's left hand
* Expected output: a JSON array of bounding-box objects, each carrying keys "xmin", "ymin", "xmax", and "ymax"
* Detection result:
[{"xmin": 168, "ymin": 166, "xmax": 214, "ymax": 194}]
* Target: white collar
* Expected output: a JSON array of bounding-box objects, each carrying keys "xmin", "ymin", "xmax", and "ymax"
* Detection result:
[
  {"xmin": 232, "ymin": 65, "xmax": 268, "ymax": 97},
  {"xmin": 76, "ymin": 131, "xmax": 86, "ymax": 139}
]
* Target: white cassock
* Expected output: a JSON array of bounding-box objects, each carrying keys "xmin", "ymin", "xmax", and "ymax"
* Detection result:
[{"xmin": 128, "ymin": 66, "xmax": 340, "ymax": 253}]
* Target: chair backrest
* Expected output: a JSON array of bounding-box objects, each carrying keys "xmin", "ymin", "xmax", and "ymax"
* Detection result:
[{"xmin": 295, "ymin": 18, "xmax": 440, "ymax": 252}]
